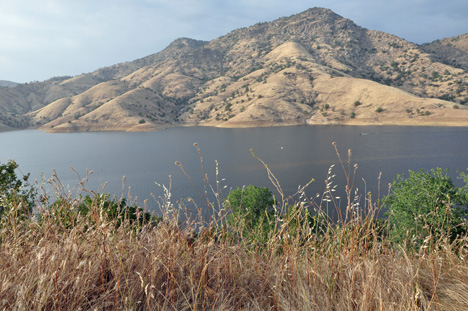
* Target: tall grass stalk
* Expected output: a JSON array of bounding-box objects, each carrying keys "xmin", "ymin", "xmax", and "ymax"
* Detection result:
[{"xmin": 0, "ymin": 144, "xmax": 467, "ymax": 310}]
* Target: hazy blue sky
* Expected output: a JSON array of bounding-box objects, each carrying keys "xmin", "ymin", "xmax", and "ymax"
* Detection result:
[{"xmin": 1, "ymin": 0, "xmax": 467, "ymax": 83}]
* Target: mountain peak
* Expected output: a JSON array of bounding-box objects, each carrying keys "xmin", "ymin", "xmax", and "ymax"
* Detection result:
[
  {"xmin": 1, "ymin": 8, "xmax": 468, "ymax": 132},
  {"xmin": 302, "ymin": 7, "xmax": 339, "ymax": 15},
  {"xmin": 289, "ymin": 7, "xmax": 344, "ymax": 21},
  {"xmin": 167, "ymin": 37, "xmax": 207, "ymax": 50}
]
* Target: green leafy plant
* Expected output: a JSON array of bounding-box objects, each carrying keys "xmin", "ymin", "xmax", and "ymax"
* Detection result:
[
  {"xmin": 0, "ymin": 160, "xmax": 35, "ymax": 220},
  {"xmin": 385, "ymin": 168, "xmax": 468, "ymax": 247},
  {"xmin": 47, "ymin": 193, "xmax": 158, "ymax": 230},
  {"xmin": 225, "ymin": 185, "xmax": 276, "ymax": 241},
  {"xmin": 459, "ymin": 169, "xmax": 468, "ymax": 189}
]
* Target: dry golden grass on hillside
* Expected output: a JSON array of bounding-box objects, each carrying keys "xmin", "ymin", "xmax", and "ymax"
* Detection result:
[
  {"xmin": 3, "ymin": 204, "xmax": 468, "ymax": 311},
  {"xmin": 179, "ymin": 41, "xmax": 468, "ymax": 129},
  {"xmin": 3, "ymin": 8, "xmax": 468, "ymax": 132},
  {"xmin": 1, "ymin": 147, "xmax": 468, "ymax": 310}
]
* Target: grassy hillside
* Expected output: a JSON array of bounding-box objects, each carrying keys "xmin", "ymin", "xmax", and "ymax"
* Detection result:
[
  {"xmin": 1, "ymin": 8, "xmax": 468, "ymax": 132},
  {"xmin": 0, "ymin": 80, "xmax": 18, "ymax": 87},
  {"xmin": 422, "ymin": 33, "xmax": 468, "ymax": 71}
]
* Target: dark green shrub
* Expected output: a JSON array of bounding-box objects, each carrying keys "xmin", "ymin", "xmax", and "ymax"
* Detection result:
[
  {"xmin": 376, "ymin": 107, "xmax": 383, "ymax": 113},
  {"xmin": 47, "ymin": 193, "xmax": 158, "ymax": 230},
  {"xmin": 385, "ymin": 168, "xmax": 468, "ymax": 247},
  {"xmin": 0, "ymin": 160, "xmax": 35, "ymax": 220},
  {"xmin": 225, "ymin": 185, "xmax": 276, "ymax": 241}
]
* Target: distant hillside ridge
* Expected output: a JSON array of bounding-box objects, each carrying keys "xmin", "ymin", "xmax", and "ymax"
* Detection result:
[
  {"xmin": 422, "ymin": 34, "xmax": 468, "ymax": 71},
  {"xmin": 0, "ymin": 7, "xmax": 467, "ymax": 132},
  {"xmin": 0, "ymin": 80, "xmax": 18, "ymax": 87}
]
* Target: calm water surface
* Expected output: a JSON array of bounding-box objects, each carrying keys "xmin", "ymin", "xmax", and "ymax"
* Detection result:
[{"xmin": 1, "ymin": 126, "xmax": 468, "ymax": 218}]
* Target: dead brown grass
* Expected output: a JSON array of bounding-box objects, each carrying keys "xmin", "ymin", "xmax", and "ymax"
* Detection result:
[
  {"xmin": 1, "ymin": 150, "xmax": 468, "ymax": 310},
  {"xmin": 2, "ymin": 201, "xmax": 467, "ymax": 310}
]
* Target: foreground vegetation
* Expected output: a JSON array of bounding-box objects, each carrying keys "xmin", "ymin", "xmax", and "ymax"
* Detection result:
[{"xmin": 1, "ymin": 145, "xmax": 468, "ymax": 310}]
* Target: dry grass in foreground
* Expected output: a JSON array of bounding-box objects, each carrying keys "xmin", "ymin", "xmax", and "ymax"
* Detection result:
[{"xmin": 1, "ymin": 149, "xmax": 468, "ymax": 310}]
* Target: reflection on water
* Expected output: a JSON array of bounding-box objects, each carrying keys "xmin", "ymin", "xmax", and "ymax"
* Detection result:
[{"xmin": 1, "ymin": 126, "xmax": 468, "ymax": 219}]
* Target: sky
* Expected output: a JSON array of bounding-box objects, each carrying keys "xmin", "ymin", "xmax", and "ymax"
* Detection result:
[{"xmin": 1, "ymin": 0, "xmax": 467, "ymax": 83}]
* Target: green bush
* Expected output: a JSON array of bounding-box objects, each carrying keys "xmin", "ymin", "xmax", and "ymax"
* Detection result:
[
  {"xmin": 0, "ymin": 160, "xmax": 35, "ymax": 220},
  {"xmin": 385, "ymin": 168, "xmax": 468, "ymax": 247},
  {"xmin": 225, "ymin": 185, "xmax": 276, "ymax": 241},
  {"xmin": 0, "ymin": 160, "xmax": 158, "ymax": 231},
  {"xmin": 47, "ymin": 193, "xmax": 158, "ymax": 230}
]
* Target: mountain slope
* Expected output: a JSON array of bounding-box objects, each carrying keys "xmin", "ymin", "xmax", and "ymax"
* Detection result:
[
  {"xmin": 422, "ymin": 34, "xmax": 468, "ymax": 71},
  {"xmin": 1, "ymin": 8, "xmax": 468, "ymax": 132},
  {"xmin": 0, "ymin": 80, "xmax": 18, "ymax": 87}
]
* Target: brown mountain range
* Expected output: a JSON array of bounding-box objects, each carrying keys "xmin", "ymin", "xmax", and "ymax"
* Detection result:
[{"xmin": 1, "ymin": 7, "xmax": 468, "ymax": 133}]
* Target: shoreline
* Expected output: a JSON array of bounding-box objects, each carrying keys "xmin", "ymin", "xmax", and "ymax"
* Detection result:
[{"xmin": 2, "ymin": 118, "xmax": 468, "ymax": 134}]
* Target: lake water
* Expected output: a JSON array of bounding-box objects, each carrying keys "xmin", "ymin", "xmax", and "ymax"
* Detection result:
[{"xmin": 1, "ymin": 126, "xmax": 468, "ymax": 219}]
